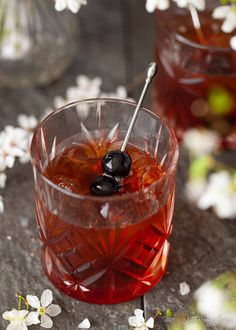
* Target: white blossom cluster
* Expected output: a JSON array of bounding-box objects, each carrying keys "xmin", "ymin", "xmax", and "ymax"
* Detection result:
[
  {"xmin": 0, "ymin": 115, "xmax": 38, "ymax": 214},
  {"xmin": 146, "ymin": 0, "xmax": 236, "ymax": 50},
  {"xmin": 2, "ymin": 289, "xmax": 61, "ymax": 330},
  {"xmin": 46, "ymin": 75, "xmax": 132, "ymax": 122},
  {"xmin": 2, "ymin": 289, "xmax": 91, "ymax": 329},
  {"xmin": 169, "ymin": 272, "xmax": 236, "ymax": 330},
  {"xmin": 128, "ymin": 309, "xmax": 154, "ymax": 330},
  {"xmin": 183, "ymin": 128, "xmax": 236, "ymax": 219},
  {"xmin": 194, "ymin": 273, "xmax": 236, "ymax": 329}
]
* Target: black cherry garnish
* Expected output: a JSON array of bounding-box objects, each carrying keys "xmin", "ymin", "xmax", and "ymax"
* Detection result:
[
  {"xmin": 90, "ymin": 175, "xmax": 119, "ymax": 196},
  {"xmin": 90, "ymin": 62, "xmax": 158, "ymax": 196},
  {"xmin": 102, "ymin": 150, "xmax": 131, "ymax": 177}
]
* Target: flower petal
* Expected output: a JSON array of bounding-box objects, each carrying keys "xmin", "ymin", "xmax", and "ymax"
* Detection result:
[
  {"xmin": 222, "ymin": 12, "xmax": 236, "ymax": 33},
  {"xmin": 6, "ymin": 325, "xmax": 26, "ymax": 330},
  {"xmin": 146, "ymin": 0, "xmax": 169, "ymax": 12},
  {"xmin": 3, "ymin": 309, "xmax": 28, "ymax": 320},
  {"xmin": 146, "ymin": 317, "xmax": 154, "ymax": 328},
  {"xmin": 134, "ymin": 309, "xmax": 144, "ymax": 318},
  {"xmin": 134, "ymin": 309, "xmax": 145, "ymax": 322},
  {"xmin": 54, "ymin": 0, "xmax": 67, "ymax": 11},
  {"xmin": 6, "ymin": 325, "xmax": 19, "ymax": 330},
  {"xmin": 78, "ymin": 318, "xmax": 91, "ymax": 329},
  {"xmin": 41, "ymin": 289, "xmax": 53, "ymax": 308},
  {"xmin": 212, "ymin": 6, "xmax": 230, "ymax": 19},
  {"xmin": 40, "ymin": 314, "xmax": 53, "ymax": 329},
  {"xmin": 180, "ymin": 282, "xmax": 191, "ymax": 296},
  {"xmin": 26, "ymin": 295, "xmax": 40, "ymax": 309},
  {"xmin": 68, "ymin": 0, "xmax": 83, "ymax": 13},
  {"xmin": 128, "ymin": 309, "xmax": 146, "ymax": 327},
  {"xmin": 128, "ymin": 316, "xmax": 140, "ymax": 327},
  {"xmin": 26, "ymin": 311, "xmax": 40, "ymax": 325},
  {"xmin": 46, "ymin": 304, "xmax": 61, "ymax": 317},
  {"xmin": 0, "ymin": 173, "xmax": 7, "ymax": 189},
  {"xmin": 192, "ymin": 0, "xmax": 205, "ymax": 11},
  {"xmin": 230, "ymin": 35, "xmax": 236, "ymax": 50}
]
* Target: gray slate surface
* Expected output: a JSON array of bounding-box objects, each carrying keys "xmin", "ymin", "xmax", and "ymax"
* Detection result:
[{"xmin": 0, "ymin": 1, "xmax": 236, "ymax": 329}]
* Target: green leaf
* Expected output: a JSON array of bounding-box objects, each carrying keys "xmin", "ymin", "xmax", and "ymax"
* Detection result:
[
  {"xmin": 189, "ymin": 156, "xmax": 212, "ymax": 180},
  {"xmin": 208, "ymin": 86, "xmax": 234, "ymax": 116}
]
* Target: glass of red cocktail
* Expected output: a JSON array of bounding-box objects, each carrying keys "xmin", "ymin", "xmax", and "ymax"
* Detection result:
[
  {"xmin": 31, "ymin": 98, "xmax": 178, "ymax": 304},
  {"xmin": 154, "ymin": 4, "xmax": 236, "ymax": 145}
]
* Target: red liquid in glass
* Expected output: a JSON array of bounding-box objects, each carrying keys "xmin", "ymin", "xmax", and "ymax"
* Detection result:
[
  {"xmin": 154, "ymin": 10, "xmax": 236, "ymax": 144},
  {"xmin": 36, "ymin": 138, "xmax": 175, "ymax": 304}
]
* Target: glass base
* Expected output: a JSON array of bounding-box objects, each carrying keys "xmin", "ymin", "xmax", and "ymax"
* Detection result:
[{"xmin": 41, "ymin": 243, "xmax": 169, "ymax": 304}]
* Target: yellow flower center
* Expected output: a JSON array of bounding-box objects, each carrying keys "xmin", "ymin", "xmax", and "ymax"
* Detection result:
[{"xmin": 38, "ymin": 307, "xmax": 46, "ymax": 316}]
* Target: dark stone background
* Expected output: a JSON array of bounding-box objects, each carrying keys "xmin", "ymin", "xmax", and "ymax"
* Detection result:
[{"xmin": 0, "ymin": 1, "xmax": 235, "ymax": 329}]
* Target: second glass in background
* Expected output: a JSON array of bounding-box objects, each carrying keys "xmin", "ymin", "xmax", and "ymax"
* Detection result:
[{"xmin": 154, "ymin": 5, "xmax": 236, "ymax": 146}]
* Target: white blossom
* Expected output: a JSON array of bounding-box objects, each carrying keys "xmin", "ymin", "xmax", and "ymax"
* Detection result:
[
  {"xmin": 183, "ymin": 128, "xmax": 220, "ymax": 157},
  {"xmin": 26, "ymin": 289, "xmax": 61, "ymax": 329},
  {"xmin": 2, "ymin": 309, "xmax": 38, "ymax": 330},
  {"xmin": 146, "ymin": 0, "xmax": 170, "ymax": 12},
  {"xmin": 0, "ymin": 173, "xmax": 7, "ymax": 189},
  {"xmin": 128, "ymin": 309, "xmax": 154, "ymax": 330},
  {"xmin": 67, "ymin": 75, "xmax": 102, "ymax": 102},
  {"xmin": 78, "ymin": 318, "xmax": 91, "ymax": 329},
  {"xmin": 180, "ymin": 282, "xmax": 191, "ymax": 296},
  {"xmin": 0, "ymin": 125, "xmax": 32, "ymax": 165},
  {"xmin": 0, "ymin": 119, "xmax": 36, "ymax": 165},
  {"xmin": 197, "ymin": 171, "xmax": 236, "ymax": 219},
  {"xmin": 212, "ymin": 5, "xmax": 236, "ymax": 33},
  {"xmin": 194, "ymin": 280, "xmax": 236, "ymax": 329},
  {"xmin": 0, "ymin": 195, "xmax": 4, "ymax": 214},
  {"xmin": 173, "ymin": 0, "xmax": 205, "ymax": 11},
  {"xmin": 0, "ymin": 126, "xmax": 29, "ymax": 158},
  {"xmin": 17, "ymin": 114, "xmax": 38, "ymax": 132},
  {"xmin": 54, "ymin": 0, "xmax": 87, "ymax": 13},
  {"xmin": 185, "ymin": 179, "xmax": 206, "ymax": 203}
]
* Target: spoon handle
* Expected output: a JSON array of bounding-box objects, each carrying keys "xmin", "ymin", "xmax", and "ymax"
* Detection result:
[{"xmin": 120, "ymin": 62, "xmax": 158, "ymax": 152}]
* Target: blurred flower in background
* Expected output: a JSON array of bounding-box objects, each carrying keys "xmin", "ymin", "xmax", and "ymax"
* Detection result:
[
  {"xmin": 183, "ymin": 129, "xmax": 220, "ymax": 158},
  {"xmin": 183, "ymin": 126, "xmax": 236, "ymax": 220},
  {"xmin": 47, "ymin": 74, "xmax": 132, "ymax": 122},
  {"xmin": 169, "ymin": 271, "xmax": 236, "ymax": 330}
]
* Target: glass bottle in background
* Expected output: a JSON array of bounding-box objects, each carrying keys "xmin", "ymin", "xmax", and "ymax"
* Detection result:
[
  {"xmin": 154, "ymin": 3, "xmax": 236, "ymax": 147},
  {"xmin": 0, "ymin": 0, "xmax": 78, "ymax": 87}
]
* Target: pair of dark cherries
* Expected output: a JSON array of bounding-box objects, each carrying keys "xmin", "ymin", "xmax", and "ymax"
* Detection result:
[
  {"xmin": 90, "ymin": 150, "xmax": 131, "ymax": 196},
  {"xmin": 90, "ymin": 63, "xmax": 158, "ymax": 196}
]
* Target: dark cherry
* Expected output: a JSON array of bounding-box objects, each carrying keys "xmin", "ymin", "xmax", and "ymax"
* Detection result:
[
  {"xmin": 102, "ymin": 151, "xmax": 131, "ymax": 177},
  {"xmin": 90, "ymin": 175, "xmax": 120, "ymax": 196}
]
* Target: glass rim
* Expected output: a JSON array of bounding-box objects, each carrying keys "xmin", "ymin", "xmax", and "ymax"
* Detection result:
[
  {"xmin": 157, "ymin": 11, "xmax": 233, "ymax": 53},
  {"xmin": 31, "ymin": 98, "xmax": 179, "ymax": 202}
]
